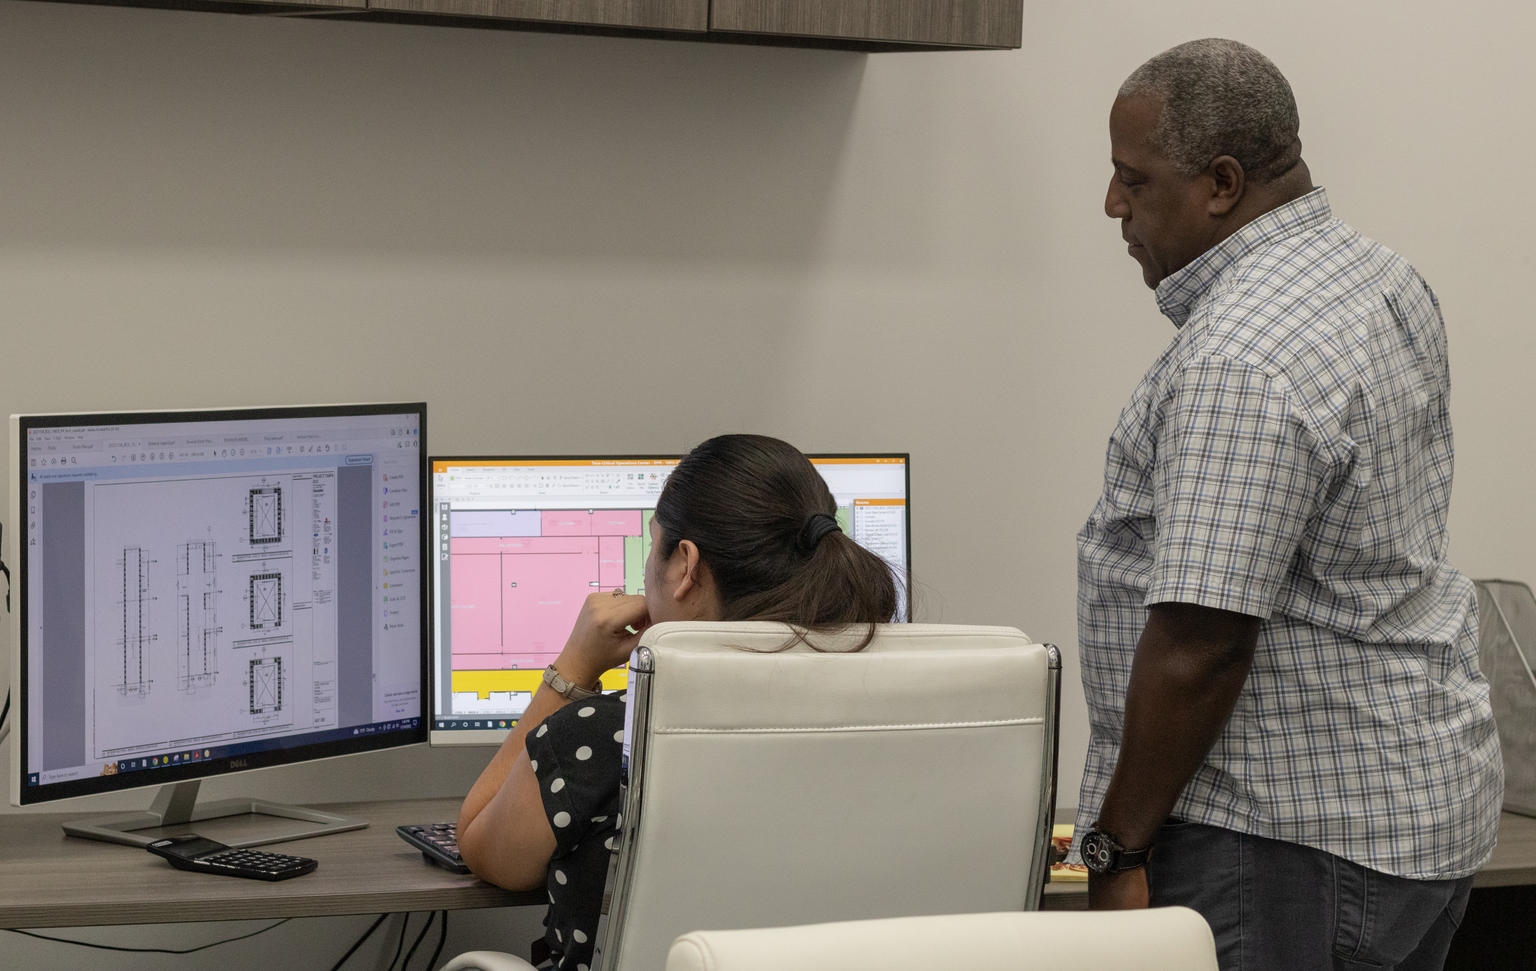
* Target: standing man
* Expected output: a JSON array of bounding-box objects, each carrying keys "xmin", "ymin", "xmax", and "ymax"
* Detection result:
[{"xmin": 1076, "ymin": 38, "xmax": 1502, "ymax": 970}]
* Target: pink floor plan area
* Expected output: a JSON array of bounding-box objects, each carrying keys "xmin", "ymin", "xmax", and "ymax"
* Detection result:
[{"xmin": 450, "ymin": 509, "xmax": 646, "ymax": 670}]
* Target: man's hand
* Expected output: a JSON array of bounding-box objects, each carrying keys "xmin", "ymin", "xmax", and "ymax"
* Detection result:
[{"xmin": 1088, "ymin": 868, "xmax": 1149, "ymax": 910}]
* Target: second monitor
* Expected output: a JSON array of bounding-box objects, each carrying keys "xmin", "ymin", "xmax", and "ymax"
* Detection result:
[{"xmin": 429, "ymin": 454, "xmax": 909, "ymax": 744}]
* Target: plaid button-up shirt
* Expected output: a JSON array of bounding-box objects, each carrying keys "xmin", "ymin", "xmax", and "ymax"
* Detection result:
[{"xmin": 1075, "ymin": 188, "xmax": 1502, "ymax": 880}]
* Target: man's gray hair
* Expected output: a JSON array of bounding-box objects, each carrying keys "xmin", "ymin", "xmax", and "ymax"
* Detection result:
[{"xmin": 1119, "ymin": 38, "xmax": 1301, "ymax": 182}]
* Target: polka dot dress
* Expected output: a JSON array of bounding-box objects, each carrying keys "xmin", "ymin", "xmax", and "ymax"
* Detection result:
[{"xmin": 525, "ymin": 693, "xmax": 625, "ymax": 971}]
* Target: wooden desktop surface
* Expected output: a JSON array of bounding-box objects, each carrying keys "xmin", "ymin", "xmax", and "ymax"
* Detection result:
[
  {"xmin": 8, "ymin": 798, "xmax": 1532, "ymax": 926},
  {"xmin": 1041, "ymin": 811, "xmax": 1536, "ymax": 910},
  {"xmin": 0, "ymin": 797, "xmax": 543, "ymax": 929}
]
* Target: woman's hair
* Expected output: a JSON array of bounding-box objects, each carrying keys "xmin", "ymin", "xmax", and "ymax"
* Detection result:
[{"xmin": 652, "ymin": 434, "xmax": 902, "ymax": 648}]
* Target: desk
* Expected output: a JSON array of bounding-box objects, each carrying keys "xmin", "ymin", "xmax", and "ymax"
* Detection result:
[
  {"xmin": 0, "ymin": 798, "xmax": 543, "ymax": 929},
  {"xmin": 1040, "ymin": 811, "xmax": 1536, "ymax": 911}
]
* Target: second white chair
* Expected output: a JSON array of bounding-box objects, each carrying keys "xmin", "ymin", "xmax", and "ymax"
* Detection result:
[{"xmin": 665, "ymin": 909, "xmax": 1219, "ymax": 971}]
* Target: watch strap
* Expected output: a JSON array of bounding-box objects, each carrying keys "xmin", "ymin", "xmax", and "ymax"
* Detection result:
[
  {"xmin": 1081, "ymin": 826, "xmax": 1153, "ymax": 874},
  {"xmin": 543, "ymin": 665, "xmax": 602, "ymax": 701},
  {"xmin": 1114, "ymin": 843, "xmax": 1153, "ymax": 870}
]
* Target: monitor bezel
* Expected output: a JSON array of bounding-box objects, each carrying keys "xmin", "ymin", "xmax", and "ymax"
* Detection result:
[
  {"xmin": 425, "ymin": 451, "xmax": 911, "ymax": 746},
  {"xmin": 10, "ymin": 401, "xmax": 430, "ymax": 807}
]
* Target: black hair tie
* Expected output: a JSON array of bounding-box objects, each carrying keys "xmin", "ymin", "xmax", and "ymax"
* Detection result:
[{"xmin": 797, "ymin": 512, "xmax": 842, "ymax": 553}]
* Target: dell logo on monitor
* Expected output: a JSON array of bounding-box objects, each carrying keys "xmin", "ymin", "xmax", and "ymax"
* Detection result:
[{"xmin": 229, "ymin": 759, "xmax": 248, "ymax": 769}]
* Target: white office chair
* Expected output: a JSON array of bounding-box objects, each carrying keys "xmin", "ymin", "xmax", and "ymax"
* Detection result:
[
  {"xmin": 444, "ymin": 621, "xmax": 1061, "ymax": 971},
  {"xmin": 664, "ymin": 909, "xmax": 1219, "ymax": 971}
]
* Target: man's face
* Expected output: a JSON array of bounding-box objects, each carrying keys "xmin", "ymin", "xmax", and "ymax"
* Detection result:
[{"xmin": 1105, "ymin": 94, "xmax": 1217, "ymax": 289}]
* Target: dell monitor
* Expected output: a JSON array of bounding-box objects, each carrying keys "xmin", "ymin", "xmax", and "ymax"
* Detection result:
[
  {"xmin": 428, "ymin": 453, "xmax": 910, "ymax": 745},
  {"xmin": 8, "ymin": 403, "xmax": 428, "ymax": 847}
]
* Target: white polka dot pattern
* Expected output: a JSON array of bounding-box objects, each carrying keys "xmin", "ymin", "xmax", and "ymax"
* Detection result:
[{"xmin": 525, "ymin": 688, "xmax": 625, "ymax": 971}]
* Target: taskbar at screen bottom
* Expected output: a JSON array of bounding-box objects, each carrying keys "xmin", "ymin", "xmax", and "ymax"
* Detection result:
[
  {"xmin": 26, "ymin": 717, "xmax": 423, "ymax": 788},
  {"xmin": 436, "ymin": 718, "xmax": 520, "ymax": 731}
]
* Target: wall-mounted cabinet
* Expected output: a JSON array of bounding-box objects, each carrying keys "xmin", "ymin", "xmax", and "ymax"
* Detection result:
[
  {"xmin": 51, "ymin": 0, "xmax": 1021, "ymax": 50},
  {"xmin": 365, "ymin": 0, "xmax": 707, "ymax": 33},
  {"xmin": 710, "ymin": 0, "xmax": 1020, "ymax": 49}
]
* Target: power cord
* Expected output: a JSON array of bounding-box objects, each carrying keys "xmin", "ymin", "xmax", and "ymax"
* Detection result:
[
  {"xmin": 2, "ymin": 521, "xmax": 10, "ymax": 744},
  {"xmin": 1, "ymin": 522, "xmax": 9, "ymax": 743},
  {"xmin": 7, "ymin": 918, "xmax": 292, "ymax": 953},
  {"xmin": 427, "ymin": 911, "xmax": 449, "ymax": 970},
  {"xmin": 1, "ymin": 520, "xmax": 10, "ymax": 613},
  {"xmin": 387, "ymin": 911, "xmax": 414, "ymax": 970},
  {"xmin": 328, "ymin": 912, "xmax": 391, "ymax": 971},
  {"xmin": 8, "ymin": 911, "xmax": 449, "ymax": 968},
  {"xmin": 401, "ymin": 911, "xmax": 437, "ymax": 969},
  {"xmin": 330, "ymin": 911, "xmax": 446, "ymax": 970}
]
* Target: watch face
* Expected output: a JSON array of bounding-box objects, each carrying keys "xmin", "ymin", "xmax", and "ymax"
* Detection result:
[{"xmin": 1082, "ymin": 831, "xmax": 1114, "ymax": 872}]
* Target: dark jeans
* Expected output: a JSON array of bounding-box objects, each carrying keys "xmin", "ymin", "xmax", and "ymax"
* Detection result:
[{"xmin": 1148, "ymin": 820, "xmax": 1473, "ymax": 971}]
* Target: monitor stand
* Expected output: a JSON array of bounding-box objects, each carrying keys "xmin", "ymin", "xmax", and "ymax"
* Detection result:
[{"xmin": 61, "ymin": 779, "xmax": 369, "ymax": 849}]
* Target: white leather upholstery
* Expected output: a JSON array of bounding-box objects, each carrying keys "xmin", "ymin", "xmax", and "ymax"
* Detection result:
[
  {"xmin": 440, "ymin": 951, "xmax": 540, "ymax": 971},
  {"xmin": 664, "ymin": 909, "xmax": 1219, "ymax": 971},
  {"xmin": 600, "ymin": 622, "xmax": 1057, "ymax": 971}
]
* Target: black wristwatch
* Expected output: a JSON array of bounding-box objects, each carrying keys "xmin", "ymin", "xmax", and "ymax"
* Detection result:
[{"xmin": 1079, "ymin": 826, "xmax": 1153, "ymax": 874}]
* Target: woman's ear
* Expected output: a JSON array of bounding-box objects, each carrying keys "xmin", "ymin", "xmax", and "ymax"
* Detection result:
[
  {"xmin": 672, "ymin": 539, "xmax": 702, "ymax": 602},
  {"xmin": 667, "ymin": 540, "xmax": 720, "ymax": 619}
]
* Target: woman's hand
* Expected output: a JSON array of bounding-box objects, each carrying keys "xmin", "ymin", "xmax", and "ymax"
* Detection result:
[
  {"xmin": 553, "ymin": 590, "xmax": 651, "ymax": 687},
  {"xmin": 459, "ymin": 590, "xmax": 645, "ymax": 891}
]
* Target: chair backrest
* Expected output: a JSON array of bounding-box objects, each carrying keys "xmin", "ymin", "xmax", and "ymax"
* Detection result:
[
  {"xmin": 663, "ymin": 909, "xmax": 1219, "ymax": 971},
  {"xmin": 593, "ymin": 622, "xmax": 1060, "ymax": 971}
]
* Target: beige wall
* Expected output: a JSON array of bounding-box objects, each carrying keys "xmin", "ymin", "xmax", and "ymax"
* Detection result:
[{"xmin": 1, "ymin": 0, "xmax": 1533, "ymax": 963}]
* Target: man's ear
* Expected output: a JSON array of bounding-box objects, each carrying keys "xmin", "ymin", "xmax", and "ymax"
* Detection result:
[{"xmin": 1207, "ymin": 155, "xmax": 1245, "ymax": 216}]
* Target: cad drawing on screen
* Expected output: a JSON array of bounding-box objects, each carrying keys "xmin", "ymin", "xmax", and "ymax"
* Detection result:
[{"xmin": 12, "ymin": 404, "xmax": 428, "ymax": 848}]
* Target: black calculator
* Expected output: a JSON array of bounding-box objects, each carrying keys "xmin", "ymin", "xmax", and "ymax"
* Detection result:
[
  {"xmin": 146, "ymin": 835, "xmax": 318, "ymax": 881},
  {"xmin": 396, "ymin": 822, "xmax": 471, "ymax": 874}
]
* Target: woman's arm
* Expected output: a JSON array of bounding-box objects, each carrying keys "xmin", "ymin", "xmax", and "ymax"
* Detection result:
[{"xmin": 457, "ymin": 591, "xmax": 650, "ymax": 890}]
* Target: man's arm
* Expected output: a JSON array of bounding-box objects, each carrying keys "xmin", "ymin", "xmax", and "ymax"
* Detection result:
[{"xmin": 1088, "ymin": 600, "xmax": 1260, "ymax": 909}]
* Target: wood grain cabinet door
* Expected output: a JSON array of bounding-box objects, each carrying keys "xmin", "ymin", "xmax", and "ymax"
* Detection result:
[
  {"xmin": 366, "ymin": 0, "xmax": 708, "ymax": 32},
  {"xmin": 709, "ymin": 0, "xmax": 1021, "ymax": 48}
]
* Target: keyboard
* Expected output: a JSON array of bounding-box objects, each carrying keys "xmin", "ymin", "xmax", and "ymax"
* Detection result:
[{"xmin": 397, "ymin": 821, "xmax": 471, "ymax": 874}]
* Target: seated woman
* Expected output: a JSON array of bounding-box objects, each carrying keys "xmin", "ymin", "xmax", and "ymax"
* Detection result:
[{"xmin": 457, "ymin": 434, "xmax": 900, "ymax": 971}]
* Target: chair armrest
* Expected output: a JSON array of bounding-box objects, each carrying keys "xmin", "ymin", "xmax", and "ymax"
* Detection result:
[{"xmin": 440, "ymin": 951, "xmax": 541, "ymax": 971}]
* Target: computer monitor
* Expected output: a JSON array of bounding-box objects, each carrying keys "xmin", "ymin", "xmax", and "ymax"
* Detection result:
[
  {"xmin": 428, "ymin": 453, "xmax": 910, "ymax": 745},
  {"xmin": 7, "ymin": 403, "xmax": 428, "ymax": 847}
]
